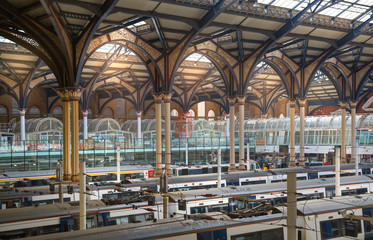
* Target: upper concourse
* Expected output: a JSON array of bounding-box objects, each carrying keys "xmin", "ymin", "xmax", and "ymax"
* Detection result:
[{"xmin": 0, "ymin": 0, "xmax": 372, "ymax": 118}]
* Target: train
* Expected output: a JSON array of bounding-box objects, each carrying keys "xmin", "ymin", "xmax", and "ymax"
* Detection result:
[
  {"xmin": 4, "ymin": 192, "xmax": 373, "ymax": 240},
  {"xmin": 1, "ymin": 175, "xmax": 373, "ymax": 239},
  {"xmin": 1, "ymin": 163, "xmax": 373, "ymax": 209}
]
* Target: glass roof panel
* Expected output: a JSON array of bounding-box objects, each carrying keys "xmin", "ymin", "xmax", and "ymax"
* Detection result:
[
  {"xmin": 258, "ymin": 0, "xmax": 372, "ymax": 22},
  {"xmin": 185, "ymin": 53, "xmax": 211, "ymax": 63}
]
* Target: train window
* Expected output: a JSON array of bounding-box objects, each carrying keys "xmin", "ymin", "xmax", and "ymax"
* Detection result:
[
  {"xmin": 209, "ymin": 204, "xmax": 228, "ymax": 212},
  {"xmin": 249, "ymin": 180, "xmax": 266, "ymax": 185},
  {"xmin": 197, "ymin": 229, "xmax": 227, "ymax": 240},
  {"xmin": 40, "ymin": 224, "xmax": 60, "ymax": 234},
  {"xmin": 86, "ymin": 216, "xmax": 96, "ymax": 229},
  {"xmin": 320, "ymin": 218, "xmax": 361, "ymax": 239},
  {"xmin": 131, "ymin": 214, "xmax": 146, "ymax": 223},
  {"xmin": 110, "ymin": 216, "xmax": 129, "ymax": 225},
  {"xmin": 191, "ymin": 206, "xmax": 206, "ymax": 214},
  {"xmin": 232, "ymin": 228, "xmax": 283, "ymax": 240}
]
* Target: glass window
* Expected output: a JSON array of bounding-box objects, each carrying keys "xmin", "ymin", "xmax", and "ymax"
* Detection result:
[{"xmin": 232, "ymin": 228, "xmax": 283, "ymax": 240}]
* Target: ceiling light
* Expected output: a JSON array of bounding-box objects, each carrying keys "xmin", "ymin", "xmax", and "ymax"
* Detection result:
[
  {"xmin": 14, "ymin": 44, "xmax": 18, "ymax": 50},
  {"xmin": 263, "ymin": 8, "xmax": 268, "ymax": 14}
]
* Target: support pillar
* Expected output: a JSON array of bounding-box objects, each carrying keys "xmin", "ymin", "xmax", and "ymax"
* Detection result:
[
  {"xmin": 56, "ymin": 89, "xmax": 71, "ymax": 180},
  {"xmin": 237, "ymin": 96, "xmax": 246, "ymax": 170},
  {"xmin": 70, "ymin": 89, "xmax": 84, "ymax": 182},
  {"xmin": 79, "ymin": 161, "xmax": 86, "ymax": 230},
  {"xmin": 19, "ymin": 108, "xmax": 27, "ymax": 142},
  {"xmin": 225, "ymin": 112, "xmax": 230, "ymax": 138},
  {"xmin": 298, "ymin": 99, "xmax": 306, "ymax": 167},
  {"xmin": 289, "ymin": 100, "xmax": 296, "ymax": 168},
  {"xmin": 287, "ymin": 172, "xmax": 297, "ymax": 240},
  {"xmin": 82, "ymin": 110, "xmax": 88, "ymax": 140},
  {"xmin": 228, "ymin": 97, "xmax": 236, "ymax": 172},
  {"xmin": 340, "ymin": 102, "xmax": 347, "ymax": 164},
  {"xmin": 154, "ymin": 93, "xmax": 163, "ymax": 177},
  {"xmin": 164, "ymin": 92, "xmax": 173, "ymax": 176},
  {"xmin": 136, "ymin": 111, "xmax": 142, "ymax": 139},
  {"xmin": 350, "ymin": 101, "xmax": 357, "ymax": 164}
]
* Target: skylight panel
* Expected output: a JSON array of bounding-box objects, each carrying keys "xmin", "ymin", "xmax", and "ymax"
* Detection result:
[
  {"xmin": 255, "ymin": 0, "xmax": 373, "ymax": 22},
  {"xmin": 0, "ymin": 36, "xmax": 14, "ymax": 44},
  {"xmin": 257, "ymin": 0, "xmax": 273, "ymax": 5},
  {"xmin": 185, "ymin": 53, "xmax": 211, "ymax": 63}
]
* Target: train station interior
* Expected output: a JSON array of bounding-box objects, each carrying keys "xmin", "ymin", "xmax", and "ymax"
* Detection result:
[{"xmin": 1, "ymin": 0, "xmax": 373, "ymax": 239}]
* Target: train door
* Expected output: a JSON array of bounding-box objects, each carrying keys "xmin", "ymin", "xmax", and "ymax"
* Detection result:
[
  {"xmin": 308, "ymin": 172, "xmax": 318, "ymax": 179},
  {"xmin": 362, "ymin": 168, "xmax": 371, "ymax": 175},
  {"xmin": 226, "ymin": 179, "xmax": 239, "ymax": 186},
  {"xmin": 60, "ymin": 217, "xmax": 74, "ymax": 232},
  {"xmin": 22, "ymin": 197, "xmax": 32, "ymax": 207},
  {"xmin": 147, "ymin": 170, "xmax": 154, "ymax": 178},
  {"xmin": 325, "ymin": 187, "xmax": 335, "ymax": 198}
]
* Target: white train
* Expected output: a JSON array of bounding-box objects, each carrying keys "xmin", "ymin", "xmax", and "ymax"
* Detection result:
[
  {"xmin": 1, "ymin": 163, "xmax": 373, "ymax": 209},
  {"xmin": 0, "ymin": 175, "xmax": 372, "ymax": 239},
  {"xmin": 19, "ymin": 194, "xmax": 373, "ymax": 240}
]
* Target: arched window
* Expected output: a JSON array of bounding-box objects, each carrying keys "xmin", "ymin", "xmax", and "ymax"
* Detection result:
[
  {"xmin": 147, "ymin": 109, "xmax": 155, "ymax": 118},
  {"xmin": 171, "ymin": 109, "xmax": 178, "ymax": 117},
  {"xmin": 128, "ymin": 109, "xmax": 137, "ymax": 119},
  {"xmin": 0, "ymin": 105, "xmax": 7, "ymax": 116},
  {"xmin": 208, "ymin": 110, "xmax": 215, "ymax": 121},
  {"xmin": 53, "ymin": 106, "xmax": 63, "ymax": 117},
  {"xmin": 188, "ymin": 109, "xmax": 195, "ymax": 118},
  {"xmin": 28, "ymin": 106, "xmax": 40, "ymax": 117},
  {"xmin": 103, "ymin": 108, "xmax": 113, "ymax": 118}
]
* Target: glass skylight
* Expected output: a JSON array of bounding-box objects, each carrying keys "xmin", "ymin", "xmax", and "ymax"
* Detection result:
[
  {"xmin": 0, "ymin": 36, "xmax": 14, "ymax": 44},
  {"xmin": 257, "ymin": 0, "xmax": 372, "ymax": 22},
  {"xmin": 96, "ymin": 43, "xmax": 135, "ymax": 56},
  {"xmin": 185, "ymin": 53, "xmax": 211, "ymax": 63}
]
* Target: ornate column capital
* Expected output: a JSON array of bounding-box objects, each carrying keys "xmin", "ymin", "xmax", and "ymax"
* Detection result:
[
  {"xmin": 153, "ymin": 92, "xmax": 163, "ymax": 103},
  {"xmin": 350, "ymin": 100, "xmax": 357, "ymax": 108},
  {"xmin": 56, "ymin": 87, "xmax": 84, "ymax": 101},
  {"xmin": 289, "ymin": 99, "xmax": 296, "ymax": 108},
  {"xmin": 162, "ymin": 91, "xmax": 173, "ymax": 103},
  {"xmin": 136, "ymin": 111, "xmax": 142, "ymax": 117},
  {"xmin": 339, "ymin": 101, "xmax": 348, "ymax": 109},
  {"xmin": 237, "ymin": 95, "xmax": 247, "ymax": 105},
  {"xmin": 227, "ymin": 96, "xmax": 236, "ymax": 106},
  {"xmin": 298, "ymin": 98, "xmax": 307, "ymax": 107},
  {"xmin": 225, "ymin": 112, "xmax": 230, "ymax": 118},
  {"xmin": 82, "ymin": 110, "xmax": 89, "ymax": 117},
  {"xmin": 18, "ymin": 108, "xmax": 27, "ymax": 116}
]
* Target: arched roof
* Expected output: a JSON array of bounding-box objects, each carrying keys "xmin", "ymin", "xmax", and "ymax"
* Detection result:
[{"xmin": 0, "ymin": 0, "xmax": 372, "ymax": 114}]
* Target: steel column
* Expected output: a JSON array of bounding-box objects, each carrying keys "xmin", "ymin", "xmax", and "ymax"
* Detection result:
[
  {"xmin": 298, "ymin": 99, "xmax": 306, "ymax": 167},
  {"xmin": 164, "ymin": 92, "xmax": 173, "ymax": 176},
  {"xmin": 228, "ymin": 97, "xmax": 236, "ymax": 172},
  {"xmin": 154, "ymin": 93, "xmax": 163, "ymax": 177},
  {"xmin": 289, "ymin": 100, "xmax": 296, "ymax": 168},
  {"xmin": 237, "ymin": 96, "xmax": 246, "ymax": 170}
]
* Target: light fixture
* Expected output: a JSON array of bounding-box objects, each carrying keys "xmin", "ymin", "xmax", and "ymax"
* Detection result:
[
  {"xmin": 194, "ymin": 62, "xmax": 197, "ymax": 67},
  {"xmin": 14, "ymin": 44, "xmax": 18, "ymax": 50},
  {"xmin": 263, "ymin": 7, "xmax": 268, "ymax": 14},
  {"xmin": 253, "ymin": 1, "xmax": 260, "ymax": 8},
  {"xmin": 331, "ymin": 18, "xmax": 335, "ymax": 24}
]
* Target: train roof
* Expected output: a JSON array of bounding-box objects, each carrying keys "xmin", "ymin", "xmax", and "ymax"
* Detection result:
[
  {"xmin": 171, "ymin": 175, "xmax": 373, "ymax": 201},
  {"xmin": 26, "ymin": 212, "xmax": 284, "ymax": 240},
  {"xmin": 297, "ymin": 194, "xmax": 373, "ymax": 216},
  {"xmin": 0, "ymin": 200, "xmax": 106, "ymax": 224},
  {"xmin": 0, "ymin": 165, "xmax": 153, "ymax": 181}
]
